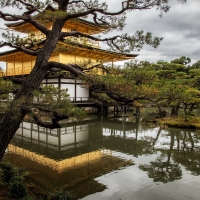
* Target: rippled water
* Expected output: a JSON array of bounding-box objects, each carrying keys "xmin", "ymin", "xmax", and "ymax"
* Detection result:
[{"xmin": 4, "ymin": 113, "xmax": 200, "ymax": 200}]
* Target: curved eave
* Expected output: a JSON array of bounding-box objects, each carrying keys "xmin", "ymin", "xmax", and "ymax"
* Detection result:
[
  {"xmin": 0, "ymin": 49, "xmax": 37, "ymax": 62},
  {"xmin": 0, "ymin": 43, "xmax": 138, "ymax": 62},
  {"xmin": 58, "ymin": 42, "xmax": 138, "ymax": 62},
  {"xmin": 5, "ymin": 18, "xmax": 108, "ymax": 35}
]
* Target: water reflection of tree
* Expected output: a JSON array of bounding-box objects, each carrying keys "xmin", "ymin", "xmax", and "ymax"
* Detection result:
[
  {"xmin": 139, "ymin": 131, "xmax": 182, "ymax": 183},
  {"xmin": 173, "ymin": 131, "xmax": 200, "ymax": 176},
  {"xmin": 96, "ymin": 116, "xmax": 200, "ymax": 179},
  {"xmin": 99, "ymin": 118, "xmax": 161, "ymax": 157}
]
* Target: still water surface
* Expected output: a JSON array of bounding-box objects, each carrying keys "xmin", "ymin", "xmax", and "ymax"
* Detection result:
[{"xmin": 5, "ymin": 113, "xmax": 200, "ymax": 200}]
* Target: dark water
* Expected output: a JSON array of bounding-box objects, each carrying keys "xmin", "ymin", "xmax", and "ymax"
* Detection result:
[{"xmin": 5, "ymin": 114, "xmax": 200, "ymax": 200}]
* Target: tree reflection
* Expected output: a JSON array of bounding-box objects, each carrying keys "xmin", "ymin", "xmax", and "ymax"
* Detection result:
[
  {"xmin": 100, "ymin": 118, "xmax": 161, "ymax": 157},
  {"xmin": 139, "ymin": 155, "xmax": 182, "ymax": 183},
  {"xmin": 173, "ymin": 131, "xmax": 200, "ymax": 176},
  {"xmin": 139, "ymin": 132, "xmax": 182, "ymax": 183},
  {"xmin": 100, "ymin": 116, "xmax": 200, "ymax": 179}
]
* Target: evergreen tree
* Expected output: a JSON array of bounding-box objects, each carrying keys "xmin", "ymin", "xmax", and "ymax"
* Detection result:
[{"xmin": 0, "ymin": 0, "xmax": 185, "ymax": 160}]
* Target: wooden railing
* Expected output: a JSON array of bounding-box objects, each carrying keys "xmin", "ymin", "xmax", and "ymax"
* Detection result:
[
  {"xmin": 0, "ymin": 71, "xmax": 6, "ymax": 77},
  {"xmin": 5, "ymin": 66, "xmax": 32, "ymax": 76},
  {"xmin": 69, "ymin": 97, "xmax": 91, "ymax": 102}
]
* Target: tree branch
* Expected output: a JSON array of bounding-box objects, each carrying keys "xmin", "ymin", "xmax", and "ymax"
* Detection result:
[
  {"xmin": 31, "ymin": 111, "xmax": 61, "ymax": 129},
  {"xmin": 0, "ymin": 12, "xmax": 49, "ymax": 35},
  {"xmin": 66, "ymin": 0, "xmax": 170, "ymax": 20},
  {"xmin": 60, "ymin": 30, "xmax": 162, "ymax": 53},
  {"xmin": 25, "ymin": 106, "xmax": 69, "ymax": 129},
  {"xmin": 47, "ymin": 61, "xmax": 87, "ymax": 77},
  {"xmin": 11, "ymin": 77, "xmax": 24, "ymax": 84},
  {"xmin": 0, "ymin": 42, "xmax": 38, "ymax": 56}
]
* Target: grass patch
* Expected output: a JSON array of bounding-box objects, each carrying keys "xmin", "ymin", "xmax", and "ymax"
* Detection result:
[{"xmin": 156, "ymin": 116, "xmax": 200, "ymax": 129}]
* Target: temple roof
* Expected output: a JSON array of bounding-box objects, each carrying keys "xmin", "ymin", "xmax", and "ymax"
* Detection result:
[
  {"xmin": 5, "ymin": 5, "xmax": 108, "ymax": 35},
  {"xmin": 0, "ymin": 44, "xmax": 138, "ymax": 62}
]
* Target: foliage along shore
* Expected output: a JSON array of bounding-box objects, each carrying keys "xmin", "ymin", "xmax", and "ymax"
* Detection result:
[
  {"xmin": 154, "ymin": 116, "xmax": 200, "ymax": 129},
  {"xmin": 0, "ymin": 161, "xmax": 76, "ymax": 200}
]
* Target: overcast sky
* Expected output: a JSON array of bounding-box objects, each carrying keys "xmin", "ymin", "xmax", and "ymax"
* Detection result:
[
  {"xmin": 0, "ymin": 0, "xmax": 200, "ymax": 68},
  {"xmin": 106, "ymin": 0, "xmax": 200, "ymax": 64}
]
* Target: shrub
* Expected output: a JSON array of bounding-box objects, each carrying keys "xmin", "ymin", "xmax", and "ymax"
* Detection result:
[
  {"xmin": 8, "ymin": 180, "xmax": 28, "ymax": 198},
  {"xmin": 0, "ymin": 161, "xmax": 30, "ymax": 198},
  {"xmin": 0, "ymin": 162, "xmax": 17, "ymax": 182},
  {"xmin": 9, "ymin": 175, "xmax": 24, "ymax": 183},
  {"xmin": 0, "ymin": 168, "xmax": 6, "ymax": 187},
  {"xmin": 50, "ymin": 190, "xmax": 76, "ymax": 200},
  {"xmin": 0, "ymin": 161, "xmax": 28, "ymax": 182},
  {"xmin": 21, "ymin": 195, "xmax": 37, "ymax": 200}
]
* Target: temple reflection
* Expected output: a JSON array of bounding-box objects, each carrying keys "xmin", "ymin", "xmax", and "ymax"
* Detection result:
[
  {"xmin": 4, "ymin": 115, "xmax": 200, "ymax": 197},
  {"xmin": 5, "ymin": 118, "xmax": 134, "ymax": 198}
]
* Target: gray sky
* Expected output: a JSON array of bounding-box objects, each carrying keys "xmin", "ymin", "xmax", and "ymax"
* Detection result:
[
  {"xmin": 104, "ymin": 0, "xmax": 200, "ymax": 64},
  {"xmin": 131, "ymin": 0, "xmax": 200, "ymax": 64},
  {"xmin": 0, "ymin": 0, "xmax": 200, "ymax": 68}
]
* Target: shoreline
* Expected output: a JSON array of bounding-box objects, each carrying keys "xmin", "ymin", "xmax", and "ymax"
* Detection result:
[{"xmin": 154, "ymin": 116, "xmax": 200, "ymax": 130}]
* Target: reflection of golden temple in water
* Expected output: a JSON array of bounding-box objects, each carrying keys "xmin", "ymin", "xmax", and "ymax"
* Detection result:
[
  {"xmin": 5, "ymin": 121, "xmax": 133, "ymax": 198},
  {"xmin": 8, "ymin": 144, "xmax": 109, "ymax": 172}
]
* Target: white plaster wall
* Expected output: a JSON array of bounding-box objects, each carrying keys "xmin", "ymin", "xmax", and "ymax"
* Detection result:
[
  {"xmin": 61, "ymin": 78, "xmax": 75, "ymax": 83},
  {"xmin": 41, "ymin": 78, "xmax": 89, "ymax": 101},
  {"xmin": 47, "ymin": 78, "xmax": 58, "ymax": 83},
  {"xmin": 31, "ymin": 130, "xmax": 39, "ymax": 140},
  {"xmin": 49, "ymin": 129, "xmax": 58, "ymax": 135},
  {"xmin": 64, "ymin": 126, "xmax": 74, "ymax": 134},
  {"xmin": 47, "ymin": 135, "xmax": 59, "ymax": 146},
  {"xmin": 23, "ymin": 122, "xmax": 31, "ymax": 129},
  {"xmin": 61, "ymin": 83, "xmax": 75, "ymax": 98},
  {"xmin": 76, "ymin": 85, "xmax": 89, "ymax": 100},
  {"xmin": 15, "ymin": 128, "xmax": 22, "ymax": 136},
  {"xmin": 60, "ymin": 134, "xmax": 75, "ymax": 146},
  {"xmin": 76, "ymin": 130, "xmax": 89, "ymax": 142},
  {"xmin": 23, "ymin": 129, "xmax": 31, "ymax": 138},
  {"xmin": 15, "ymin": 123, "xmax": 89, "ymax": 147},
  {"xmin": 47, "ymin": 83, "xmax": 58, "ymax": 88},
  {"xmin": 39, "ymin": 133, "xmax": 46, "ymax": 142}
]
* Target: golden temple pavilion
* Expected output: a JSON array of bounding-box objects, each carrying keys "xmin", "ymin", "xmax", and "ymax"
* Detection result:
[{"xmin": 0, "ymin": 6, "xmax": 137, "ymax": 101}]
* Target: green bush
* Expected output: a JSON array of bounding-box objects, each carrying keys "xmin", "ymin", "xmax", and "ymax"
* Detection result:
[
  {"xmin": 9, "ymin": 175, "xmax": 24, "ymax": 183},
  {"xmin": 0, "ymin": 168, "xmax": 6, "ymax": 187},
  {"xmin": 21, "ymin": 195, "xmax": 37, "ymax": 200},
  {"xmin": 50, "ymin": 190, "xmax": 76, "ymax": 200},
  {"xmin": 0, "ymin": 161, "xmax": 28, "ymax": 182},
  {"xmin": 8, "ymin": 180, "xmax": 28, "ymax": 198},
  {"xmin": 0, "ymin": 162, "xmax": 17, "ymax": 182},
  {"xmin": 0, "ymin": 162, "xmax": 30, "ymax": 198}
]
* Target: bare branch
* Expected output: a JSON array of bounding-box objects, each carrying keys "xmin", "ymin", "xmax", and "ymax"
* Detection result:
[
  {"xmin": 47, "ymin": 61, "xmax": 87, "ymax": 77},
  {"xmin": 25, "ymin": 105, "xmax": 69, "ymax": 129},
  {"xmin": 30, "ymin": 110, "xmax": 61, "ymax": 129},
  {"xmin": 60, "ymin": 30, "xmax": 162, "ymax": 53},
  {"xmin": 11, "ymin": 78, "xmax": 24, "ymax": 84},
  {"xmin": 83, "ymin": 64, "xmax": 111, "ymax": 74},
  {"xmin": 0, "ymin": 12, "xmax": 49, "ymax": 35},
  {"xmin": 17, "ymin": 0, "xmax": 41, "ymax": 14},
  {"xmin": 0, "ymin": 42, "xmax": 38, "ymax": 56},
  {"xmin": 66, "ymin": 0, "xmax": 170, "ymax": 21}
]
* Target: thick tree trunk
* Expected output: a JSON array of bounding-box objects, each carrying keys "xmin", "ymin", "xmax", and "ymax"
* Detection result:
[
  {"xmin": 171, "ymin": 103, "xmax": 180, "ymax": 117},
  {"xmin": 0, "ymin": 64, "xmax": 50, "ymax": 160},
  {"xmin": 157, "ymin": 106, "xmax": 166, "ymax": 118},
  {"xmin": 0, "ymin": 108, "xmax": 26, "ymax": 160},
  {"xmin": 183, "ymin": 103, "xmax": 187, "ymax": 115},
  {"xmin": 189, "ymin": 103, "xmax": 195, "ymax": 113},
  {"xmin": 0, "ymin": 18, "xmax": 66, "ymax": 160}
]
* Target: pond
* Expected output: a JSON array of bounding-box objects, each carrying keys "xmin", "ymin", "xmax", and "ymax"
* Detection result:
[{"xmin": 4, "ymin": 113, "xmax": 200, "ymax": 200}]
